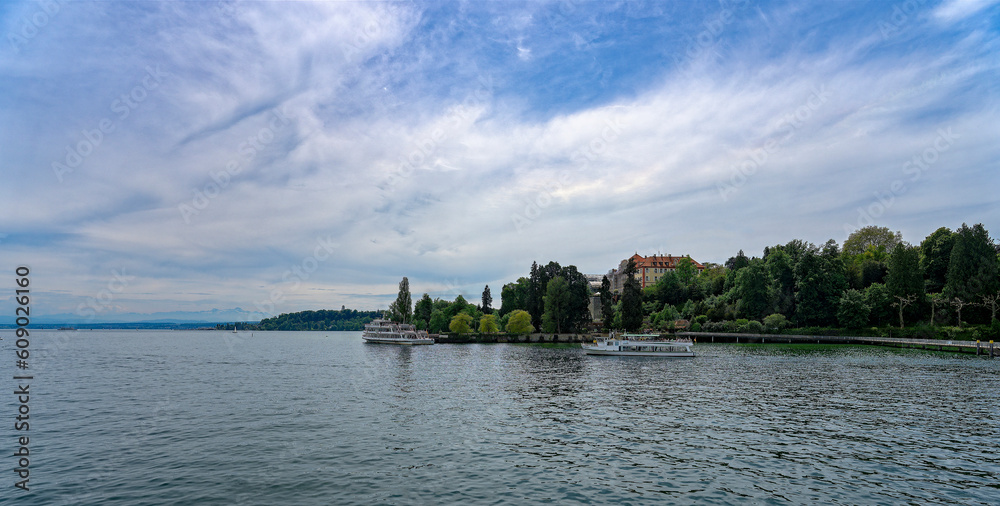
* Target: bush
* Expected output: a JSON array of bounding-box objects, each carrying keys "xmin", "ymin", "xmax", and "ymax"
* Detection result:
[
  {"xmin": 691, "ymin": 322, "xmax": 702, "ymax": 332},
  {"xmin": 735, "ymin": 319, "xmax": 750, "ymax": 333},
  {"xmin": 694, "ymin": 315, "xmax": 709, "ymax": 326},
  {"xmin": 763, "ymin": 313, "xmax": 789, "ymax": 332},
  {"xmin": 746, "ymin": 320, "xmax": 764, "ymax": 334}
]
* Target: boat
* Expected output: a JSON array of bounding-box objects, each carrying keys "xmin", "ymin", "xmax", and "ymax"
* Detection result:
[
  {"xmin": 362, "ymin": 318, "xmax": 434, "ymax": 345},
  {"xmin": 582, "ymin": 331, "xmax": 694, "ymax": 357}
]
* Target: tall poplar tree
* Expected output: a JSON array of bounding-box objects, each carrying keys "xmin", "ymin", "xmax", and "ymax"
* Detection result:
[
  {"xmin": 600, "ymin": 275, "xmax": 613, "ymax": 330},
  {"xmin": 389, "ymin": 276, "xmax": 413, "ymax": 323},
  {"xmin": 481, "ymin": 285, "xmax": 493, "ymax": 315},
  {"xmin": 621, "ymin": 258, "xmax": 643, "ymax": 331}
]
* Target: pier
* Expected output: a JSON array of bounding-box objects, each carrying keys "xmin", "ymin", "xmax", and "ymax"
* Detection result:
[{"xmin": 679, "ymin": 331, "xmax": 996, "ymax": 357}]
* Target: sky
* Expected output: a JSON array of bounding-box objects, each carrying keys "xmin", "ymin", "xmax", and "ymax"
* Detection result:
[{"xmin": 1, "ymin": 0, "xmax": 998, "ymax": 322}]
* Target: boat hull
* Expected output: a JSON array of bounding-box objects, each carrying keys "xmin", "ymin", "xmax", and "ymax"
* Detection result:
[
  {"xmin": 582, "ymin": 347, "xmax": 694, "ymax": 357},
  {"xmin": 363, "ymin": 337, "xmax": 434, "ymax": 345}
]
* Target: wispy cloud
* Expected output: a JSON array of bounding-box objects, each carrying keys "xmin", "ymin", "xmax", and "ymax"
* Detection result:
[{"xmin": 0, "ymin": 0, "xmax": 996, "ymax": 319}]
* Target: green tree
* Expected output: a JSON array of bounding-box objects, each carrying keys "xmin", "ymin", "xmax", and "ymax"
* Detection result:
[
  {"xmin": 837, "ymin": 289, "xmax": 870, "ymax": 329},
  {"xmin": 414, "ymin": 293, "xmax": 433, "ymax": 328},
  {"xmin": 793, "ymin": 246, "xmax": 847, "ymax": 326},
  {"xmin": 478, "ymin": 314, "xmax": 498, "ymax": 334},
  {"xmin": 675, "ymin": 257, "xmax": 698, "ymax": 285},
  {"xmin": 725, "ymin": 249, "xmax": 751, "ymax": 271},
  {"xmin": 843, "ymin": 226, "xmax": 902, "ymax": 256},
  {"xmin": 763, "ymin": 313, "xmax": 789, "ymax": 332},
  {"xmin": 449, "ymin": 313, "xmax": 473, "ymax": 334},
  {"xmin": 920, "ymin": 227, "xmax": 955, "ymax": 293},
  {"xmin": 734, "ymin": 258, "xmax": 770, "ymax": 320},
  {"xmin": 766, "ymin": 248, "xmax": 795, "ymax": 317},
  {"xmin": 505, "ymin": 309, "xmax": 534, "ymax": 334},
  {"xmin": 481, "ymin": 285, "xmax": 493, "ymax": 315},
  {"xmin": 600, "ymin": 275, "xmax": 613, "ymax": 330},
  {"xmin": 542, "ymin": 276, "xmax": 570, "ymax": 333},
  {"xmin": 864, "ymin": 283, "xmax": 891, "ymax": 326},
  {"xmin": 620, "ymin": 258, "xmax": 644, "ymax": 331},
  {"xmin": 653, "ymin": 271, "xmax": 687, "ymax": 306},
  {"xmin": 499, "ymin": 277, "xmax": 530, "ymax": 317},
  {"xmin": 946, "ymin": 223, "xmax": 998, "ymax": 307},
  {"xmin": 559, "ymin": 265, "xmax": 592, "ymax": 333},
  {"xmin": 428, "ymin": 309, "xmax": 448, "ymax": 334},
  {"xmin": 886, "ymin": 243, "xmax": 925, "ymax": 325},
  {"xmin": 388, "ymin": 276, "xmax": 413, "ymax": 323}
]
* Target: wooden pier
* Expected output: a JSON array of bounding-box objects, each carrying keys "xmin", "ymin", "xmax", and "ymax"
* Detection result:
[{"xmin": 678, "ymin": 331, "xmax": 996, "ymax": 357}]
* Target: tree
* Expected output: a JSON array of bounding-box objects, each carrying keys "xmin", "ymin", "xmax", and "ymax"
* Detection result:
[
  {"xmin": 946, "ymin": 224, "xmax": 998, "ymax": 309},
  {"xmin": 653, "ymin": 271, "xmax": 687, "ymax": 306},
  {"xmin": 620, "ymin": 258, "xmax": 644, "ymax": 331},
  {"xmin": 449, "ymin": 313, "xmax": 473, "ymax": 334},
  {"xmin": 766, "ymin": 248, "xmax": 795, "ymax": 317},
  {"xmin": 428, "ymin": 309, "xmax": 448, "ymax": 334},
  {"xmin": 481, "ymin": 285, "xmax": 493, "ymax": 315},
  {"xmin": 725, "ymin": 250, "xmax": 750, "ymax": 271},
  {"xmin": 763, "ymin": 313, "xmax": 789, "ymax": 332},
  {"xmin": 600, "ymin": 275, "xmax": 613, "ymax": 330},
  {"xmin": 920, "ymin": 227, "xmax": 956, "ymax": 293},
  {"xmin": 559, "ymin": 265, "xmax": 592, "ymax": 332},
  {"xmin": 527, "ymin": 261, "xmax": 543, "ymax": 329},
  {"xmin": 414, "ymin": 293, "xmax": 433, "ymax": 328},
  {"xmin": 843, "ymin": 226, "xmax": 902, "ymax": 256},
  {"xmin": 864, "ymin": 283, "xmax": 891, "ymax": 326},
  {"xmin": 793, "ymin": 248, "xmax": 847, "ymax": 326},
  {"xmin": 982, "ymin": 292, "xmax": 1000, "ymax": 322},
  {"xmin": 891, "ymin": 294, "xmax": 917, "ymax": 328},
  {"xmin": 478, "ymin": 314, "xmax": 498, "ymax": 334},
  {"xmin": 499, "ymin": 277, "xmax": 530, "ymax": 317},
  {"xmin": 734, "ymin": 258, "xmax": 770, "ymax": 320},
  {"xmin": 675, "ymin": 257, "xmax": 698, "ymax": 285},
  {"xmin": 388, "ymin": 277, "xmax": 412, "ymax": 323},
  {"xmin": 886, "ymin": 243, "xmax": 925, "ymax": 324},
  {"xmin": 505, "ymin": 309, "xmax": 534, "ymax": 334},
  {"xmin": 542, "ymin": 276, "xmax": 570, "ymax": 333},
  {"xmin": 837, "ymin": 289, "xmax": 870, "ymax": 329}
]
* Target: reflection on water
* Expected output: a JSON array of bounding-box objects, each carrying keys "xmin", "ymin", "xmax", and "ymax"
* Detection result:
[{"xmin": 18, "ymin": 331, "xmax": 1000, "ymax": 505}]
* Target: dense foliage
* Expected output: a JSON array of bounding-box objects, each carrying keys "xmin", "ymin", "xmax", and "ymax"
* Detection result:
[{"xmin": 255, "ymin": 309, "xmax": 382, "ymax": 331}]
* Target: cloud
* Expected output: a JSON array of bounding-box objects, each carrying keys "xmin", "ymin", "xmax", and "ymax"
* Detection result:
[
  {"xmin": 0, "ymin": 1, "xmax": 997, "ymax": 318},
  {"xmin": 933, "ymin": 0, "xmax": 1000, "ymax": 23}
]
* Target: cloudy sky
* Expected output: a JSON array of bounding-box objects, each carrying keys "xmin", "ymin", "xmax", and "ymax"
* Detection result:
[{"xmin": 1, "ymin": 0, "xmax": 998, "ymax": 322}]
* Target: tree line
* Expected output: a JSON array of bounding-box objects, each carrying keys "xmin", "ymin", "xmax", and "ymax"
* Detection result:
[{"xmin": 613, "ymin": 223, "xmax": 998, "ymax": 337}]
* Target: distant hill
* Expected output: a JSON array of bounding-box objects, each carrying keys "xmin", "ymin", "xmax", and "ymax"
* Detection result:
[{"xmin": 250, "ymin": 309, "xmax": 382, "ymax": 331}]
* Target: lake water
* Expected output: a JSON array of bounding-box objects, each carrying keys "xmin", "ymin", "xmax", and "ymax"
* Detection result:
[{"xmin": 3, "ymin": 330, "xmax": 998, "ymax": 504}]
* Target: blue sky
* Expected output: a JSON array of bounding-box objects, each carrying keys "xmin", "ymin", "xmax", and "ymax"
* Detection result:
[{"xmin": 1, "ymin": 0, "xmax": 998, "ymax": 322}]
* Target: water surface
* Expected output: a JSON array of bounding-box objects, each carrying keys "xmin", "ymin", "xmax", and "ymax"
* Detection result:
[{"xmin": 4, "ymin": 331, "xmax": 998, "ymax": 504}]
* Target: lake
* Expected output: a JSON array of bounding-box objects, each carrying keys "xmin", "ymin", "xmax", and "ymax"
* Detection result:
[{"xmin": 4, "ymin": 330, "xmax": 998, "ymax": 504}]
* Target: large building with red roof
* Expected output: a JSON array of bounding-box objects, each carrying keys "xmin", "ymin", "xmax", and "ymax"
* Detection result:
[{"xmin": 607, "ymin": 253, "xmax": 705, "ymax": 292}]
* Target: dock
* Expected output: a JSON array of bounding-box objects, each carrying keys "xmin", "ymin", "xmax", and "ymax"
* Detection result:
[{"xmin": 679, "ymin": 331, "xmax": 997, "ymax": 357}]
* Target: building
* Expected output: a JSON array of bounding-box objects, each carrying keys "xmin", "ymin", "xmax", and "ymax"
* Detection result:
[{"xmin": 607, "ymin": 253, "xmax": 705, "ymax": 292}]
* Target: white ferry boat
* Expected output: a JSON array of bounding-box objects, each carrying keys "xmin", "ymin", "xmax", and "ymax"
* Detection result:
[
  {"xmin": 362, "ymin": 318, "xmax": 434, "ymax": 345},
  {"xmin": 582, "ymin": 332, "xmax": 694, "ymax": 357}
]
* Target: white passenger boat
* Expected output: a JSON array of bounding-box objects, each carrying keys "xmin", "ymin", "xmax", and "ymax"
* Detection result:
[
  {"xmin": 582, "ymin": 332, "xmax": 694, "ymax": 357},
  {"xmin": 362, "ymin": 318, "xmax": 434, "ymax": 345}
]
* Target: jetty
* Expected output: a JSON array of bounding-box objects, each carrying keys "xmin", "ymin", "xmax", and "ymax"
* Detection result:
[{"xmin": 679, "ymin": 331, "xmax": 997, "ymax": 357}]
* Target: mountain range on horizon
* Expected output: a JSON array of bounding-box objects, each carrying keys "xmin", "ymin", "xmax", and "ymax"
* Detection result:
[{"xmin": 3, "ymin": 307, "xmax": 272, "ymax": 325}]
